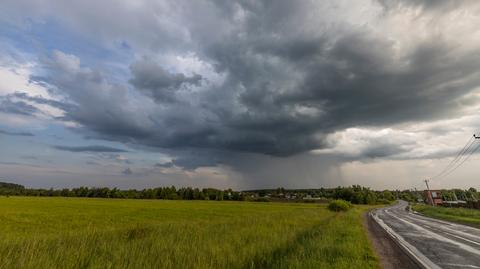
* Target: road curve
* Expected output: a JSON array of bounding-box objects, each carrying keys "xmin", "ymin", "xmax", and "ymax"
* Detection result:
[{"xmin": 371, "ymin": 200, "xmax": 480, "ymax": 269}]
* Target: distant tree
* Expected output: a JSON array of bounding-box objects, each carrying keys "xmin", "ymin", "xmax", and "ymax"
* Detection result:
[{"xmin": 381, "ymin": 190, "xmax": 395, "ymax": 201}]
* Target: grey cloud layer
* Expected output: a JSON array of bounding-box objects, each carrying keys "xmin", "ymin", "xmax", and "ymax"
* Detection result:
[
  {"xmin": 7, "ymin": 0, "xmax": 480, "ymax": 162},
  {"xmin": 130, "ymin": 59, "xmax": 202, "ymax": 103},
  {"xmin": 0, "ymin": 96, "xmax": 40, "ymax": 116},
  {"xmin": 52, "ymin": 145, "xmax": 128, "ymax": 153},
  {"xmin": 0, "ymin": 129, "xmax": 34, "ymax": 136},
  {"xmin": 122, "ymin": 168, "xmax": 133, "ymax": 175}
]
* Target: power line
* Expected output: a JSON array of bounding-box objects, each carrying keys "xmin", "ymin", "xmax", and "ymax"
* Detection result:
[
  {"xmin": 432, "ymin": 140, "xmax": 475, "ymax": 180},
  {"xmin": 436, "ymin": 141, "xmax": 480, "ymax": 181},
  {"xmin": 431, "ymin": 135, "xmax": 475, "ymax": 180}
]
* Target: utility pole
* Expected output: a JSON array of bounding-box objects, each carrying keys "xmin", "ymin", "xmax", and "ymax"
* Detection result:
[
  {"xmin": 475, "ymin": 134, "xmax": 480, "ymax": 139},
  {"xmin": 424, "ymin": 179, "xmax": 434, "ymax": 206}
]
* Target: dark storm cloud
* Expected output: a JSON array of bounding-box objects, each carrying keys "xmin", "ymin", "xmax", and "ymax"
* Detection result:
[
  {"xmin": 171, "ymin": 154, "xmax": 222, "ymax": 170},
  {"xmin": 289, "ymin": 38, "xmax": 480, "ymax": 127},
  {"xmin": 154, "ymin": 150, "xmax": 223, "ymax": 170},
  {"xmin": 52, "ymin": 145, "xmax": 128, "ymax": 153},
  {"xmin": 362, "ymin": 144, "xmax": 409, "ymax": 159},
  {"xmin": 0, "ymin": 129, "xmax": 34, "ymax": 136},
  {"xmin": 129, "ymin": 59, "xmax": 202, "ymax": 102},
  {"xmin": 94, "ymin": 153, "xmax": 133, "ymax": 164},
  {"xmin": 18, "ymin": 1, "xmax": 480, "ymax": 163},
  {"xmin": 154, "ymin": 162, "xmax": 174, "ymax": 168}
]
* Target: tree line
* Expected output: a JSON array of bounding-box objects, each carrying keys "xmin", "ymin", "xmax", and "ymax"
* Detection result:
[
  {"xmin": 249, "ymin": 185, "xmax": 399, "ymax": 204},
  {"xmin": 4, "ymin": 181, "xmax": 476, "ymax": 205},
  {"xmin": 0, "ymin": 182, "xmax": 399, "ymax": 204},
  {"xmin": 440, "ymin": 188, "xmax": 479, "ymax": 201},
  {"xmin": 0, "ymin": 183, "xmax": 242, "ymax": 201}
]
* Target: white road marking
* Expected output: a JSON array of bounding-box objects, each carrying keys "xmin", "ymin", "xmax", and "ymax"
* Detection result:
[
  {"xmin": 442, "ymin": 231, "xmax": 480, "ymax": 247},
  {"xmin": 371, "ymin": 210, "xmax": 440, "ymax": 269},
  {"xmin": 438, "ymin": 263, "xmax": 480, "ymax": 268},
  {"xmin": 385, "ymin": 210, "xmax": 480, "ymax": 257},
  {"xmin": 402, "ymin": 213, "xmax": 480, "ymax": 243},
  {"xmin": 412, "ymin": 212, "xmax": 475, "ymax": 230}
]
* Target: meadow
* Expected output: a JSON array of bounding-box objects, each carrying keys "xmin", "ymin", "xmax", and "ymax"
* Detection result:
[
  {"xmin": 0, "ymin": 197, "xmax": 378, "ymax": 269},
  {"xmin": 413, "ymin": 204, "xmax": 480, "ymax": 228}
]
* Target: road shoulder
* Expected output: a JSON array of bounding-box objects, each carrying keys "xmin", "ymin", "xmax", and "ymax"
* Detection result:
[{"xmin": 363, "ymin": 212, "xmax": 420, "ymax": 269}]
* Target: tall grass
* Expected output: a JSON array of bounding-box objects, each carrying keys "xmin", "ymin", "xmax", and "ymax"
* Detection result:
[
  {"xmin": 413, "ymin": 204, "xmax": 480, "ymax": 228},
  {"xmin": 0, "ymin": 197, "xmax": 378, "ymax": 269}
]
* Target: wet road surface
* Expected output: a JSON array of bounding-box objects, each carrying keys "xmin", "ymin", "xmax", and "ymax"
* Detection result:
[{"xmin": 372, "ymin": 200, "xmax": 480, "ymax": 269}]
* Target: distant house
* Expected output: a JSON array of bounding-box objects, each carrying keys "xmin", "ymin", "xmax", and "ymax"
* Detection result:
[
  {"xmin": 286, "ymin": 194, "xmax": 297, "ymax": 199},
  {"xmin": 424, "ymin": 190, "xmax": 442, "ymax": 206}
]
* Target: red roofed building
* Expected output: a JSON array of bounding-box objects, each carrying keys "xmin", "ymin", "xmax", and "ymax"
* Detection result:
[{"xmin": 424, "ymin": 190, "xmax": 442, "ymax": 206}]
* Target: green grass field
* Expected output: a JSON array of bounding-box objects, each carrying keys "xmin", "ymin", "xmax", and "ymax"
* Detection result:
[
  {"xmin": 0, "ymin": 197, "xmax": 378, "ymax": 269},
  {"xmin": 413, "ymin": 204, "xmax": 480, "ymax": 228}
]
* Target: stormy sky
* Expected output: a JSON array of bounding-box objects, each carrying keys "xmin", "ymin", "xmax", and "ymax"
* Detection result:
[{"xmin": 1, "ymin": 0, "xmax": 480, "ymax": 190}]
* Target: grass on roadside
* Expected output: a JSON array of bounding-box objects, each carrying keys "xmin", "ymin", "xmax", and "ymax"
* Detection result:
[
  {"xmin": 412, "ymin": 204, "xmax": 480, "ymax": 228},
  {"xmin": 0, "ymin": 197, "xmax": 378, "ymax": 269}
]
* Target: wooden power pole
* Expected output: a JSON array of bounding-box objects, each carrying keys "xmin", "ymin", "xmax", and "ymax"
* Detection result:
[{"xmin": 424, "ymin": 179, "xmax": 434, "ymax": 206}]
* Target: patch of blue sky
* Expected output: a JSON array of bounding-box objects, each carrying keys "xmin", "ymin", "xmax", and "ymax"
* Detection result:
[
  {"xmin": 33, "ymin": 123, "xmax": 130, "ymax": 152},
  {"xmin": 0, "ymin": 18, "xmax": 134, "ymax": 84},
  {"xmin": 0, "ymin": 122, "xmax": 136, "ymax": 168}
]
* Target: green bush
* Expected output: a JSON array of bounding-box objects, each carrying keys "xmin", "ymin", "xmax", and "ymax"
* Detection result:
[
  {"xmin": 328, "ymin": 199, "xmax": 353, "ymax": 212},
  {"xmin": 376, "ymin": 198, "xmax": 391, "ymax": 205}
]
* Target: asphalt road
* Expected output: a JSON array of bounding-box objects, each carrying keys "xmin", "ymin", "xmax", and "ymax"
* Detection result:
[{"xmin": 372, "ymin": 200, "xmax": 480, "ymax": 269}]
